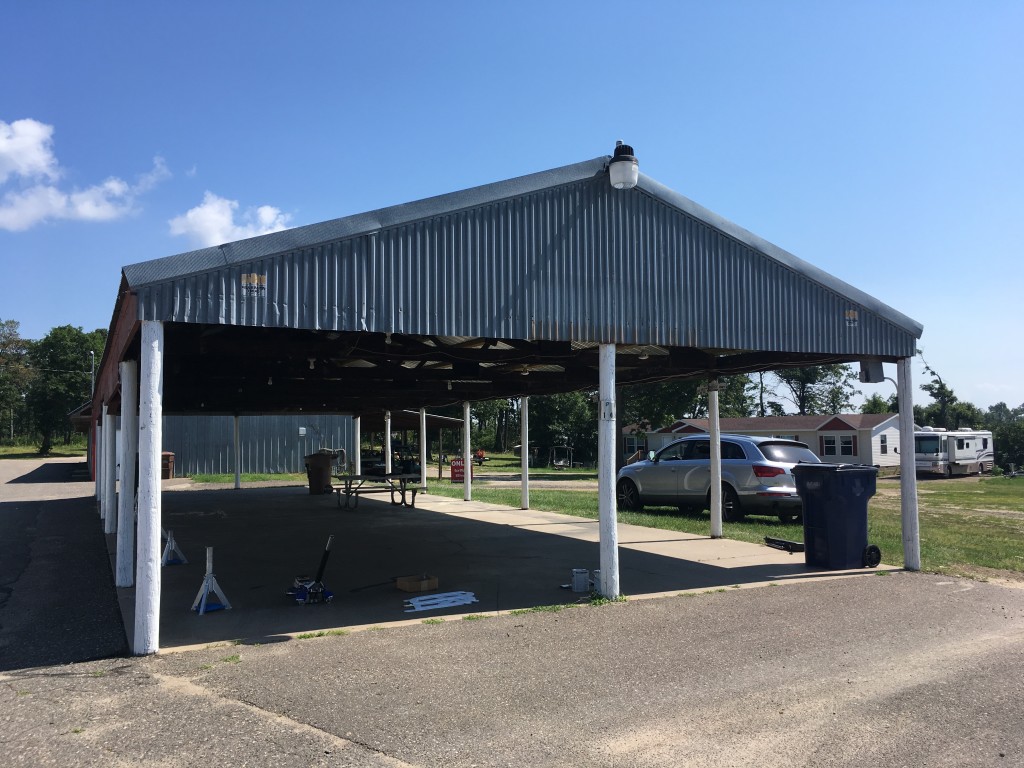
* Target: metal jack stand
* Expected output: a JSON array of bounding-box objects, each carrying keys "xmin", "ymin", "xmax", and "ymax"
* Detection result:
[
  {"xmin": 161, "ymin": 529, "xmax": 188, "ymax": 565},
  {"xmin": 192, "ymin": 547, "xmax": 232, "ymax": 614}
]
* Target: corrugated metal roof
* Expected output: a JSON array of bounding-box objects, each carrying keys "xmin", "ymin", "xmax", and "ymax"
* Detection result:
[{"xmin": 121, "ymin": 153, "xmax": 921, "ymax": 361}]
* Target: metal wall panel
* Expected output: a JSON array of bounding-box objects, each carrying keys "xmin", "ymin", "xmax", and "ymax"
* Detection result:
[
  {"xmin": 162, "ymin": 414, "xmax": 353, "ymax": 476},
  {"xmin": 133, "ymin": 166, "xmax": 920, "ymax": 359}
]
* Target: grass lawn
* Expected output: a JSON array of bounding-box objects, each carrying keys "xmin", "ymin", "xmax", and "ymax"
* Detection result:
[
  {"xmin": 0, "ymin": 444, "xmax": 87, "ymax": 459},
  {"xmin": 425, "ymin": 475, "xmax": 1024, "ymax": 580}
]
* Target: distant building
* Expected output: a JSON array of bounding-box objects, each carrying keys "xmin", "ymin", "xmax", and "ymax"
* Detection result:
[{"xmin": 631, "ymin": 413, "xmax": 901, "ymax": 467}]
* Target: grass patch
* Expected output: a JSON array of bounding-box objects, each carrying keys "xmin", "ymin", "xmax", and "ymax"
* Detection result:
[
  {"xmin": 590, "ymin": 594, "xmax": 627, "ymax": 606},
  {"xmin": 462, "ymin": 614, "xmax": 489, "ymax": 621},
  {"xmin": 421, "ymin": 618, "xmax": 445, "ymax": 625},
  {"xmin": 509, "ymin": 604, "xmax": 574, "ymax": 615},
  {"xmin": 296, "ymin": 629, "xmax": 349, "ymax": 639},
  {"xmin": 427, "ymin": 476, "xmax": 1024, "ymax": 580},
  {"xmin": 0, "ymin": 445, "xmax": 87, "ymax": 459},
  {"xmin": 221, "ymin": 654, "xmax": 241, "ymax": 664}
]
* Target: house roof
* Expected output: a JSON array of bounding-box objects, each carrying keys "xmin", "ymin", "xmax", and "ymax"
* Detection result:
[{"xmin": 655, "ymin": 413, "xmax": 898, "ymax": 434}]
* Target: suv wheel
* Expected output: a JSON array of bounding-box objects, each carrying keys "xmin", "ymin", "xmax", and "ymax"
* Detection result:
[
  {"xmin": 711, "ymin": 485, "xmax": 744, "ymax": 523},
  {"xmin": 617, "ymin": 478, "xmax": 643, "ymax": 511}
]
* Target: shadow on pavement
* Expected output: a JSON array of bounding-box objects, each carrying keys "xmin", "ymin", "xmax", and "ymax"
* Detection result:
[
  {"xmin": 0, "ymin": 489, "xmax": 128, "ymax": 671},
  {"xmin": 6, "ymin": 461, "xmax": 83, "ymax": 485}
]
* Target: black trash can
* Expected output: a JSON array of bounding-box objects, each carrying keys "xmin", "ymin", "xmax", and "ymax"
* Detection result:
[
  {"xmin": 792, "ymin": 463, "xmax": 881, "ymax": 569},
  {"xmin": 304, "ymin": 453, "xmax": 333, "ymax": 495}
]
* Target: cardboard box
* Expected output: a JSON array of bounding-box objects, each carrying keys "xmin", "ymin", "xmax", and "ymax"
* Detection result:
[{"xmin": 396, "ymin": 574, "xmax": 438, "ymax": 592}]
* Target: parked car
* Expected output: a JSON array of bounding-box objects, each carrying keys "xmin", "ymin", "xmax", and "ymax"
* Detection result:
[{"xmin": 616, "ymin": 434, "xmax": 821, "ymax": 522}]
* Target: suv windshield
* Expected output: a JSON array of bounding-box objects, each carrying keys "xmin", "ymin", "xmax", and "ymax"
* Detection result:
[{"xmin": 758, "ymin": 442, "xmax": 818, "ymax": 464}]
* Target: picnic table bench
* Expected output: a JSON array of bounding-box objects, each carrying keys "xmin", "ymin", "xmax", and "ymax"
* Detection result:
[{"xmin": 334, "ymin": 473, "xmax": 421, "ymax": 509}]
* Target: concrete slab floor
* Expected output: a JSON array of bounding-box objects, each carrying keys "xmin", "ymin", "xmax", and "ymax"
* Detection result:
[{"xmin": 115, "ymin": 483, "xmax": 896, "ymax": 653}]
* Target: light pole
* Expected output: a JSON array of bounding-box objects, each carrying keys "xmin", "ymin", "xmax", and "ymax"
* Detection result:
[{"xmin": 89, "ymin": 350, "xmax": 95, "ymax": 397}]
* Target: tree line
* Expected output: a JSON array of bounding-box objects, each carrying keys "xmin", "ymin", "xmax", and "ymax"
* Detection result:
[
  {"xmin": 3, "ymin": 316, "xmax": 1021, "ymax": 471},
  {"xmin": 0, "ymin": 319, "xmax": 106, "ymax": 454},
  {"xmin": 461, "ymin": 362, "xmax": 1024, "ymax": 472}
]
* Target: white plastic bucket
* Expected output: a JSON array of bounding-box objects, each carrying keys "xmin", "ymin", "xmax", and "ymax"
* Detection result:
[{"xmin": 571, "ymin": 568, "xmax": 589, "ymax": 592}]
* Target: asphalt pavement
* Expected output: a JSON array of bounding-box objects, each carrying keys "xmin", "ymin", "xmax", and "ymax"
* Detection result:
[{"xmin": 2, "ymin": 458, "xmax": 1023, "ymax": 767}]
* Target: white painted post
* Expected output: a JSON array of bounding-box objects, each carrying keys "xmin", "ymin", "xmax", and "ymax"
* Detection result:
[
  {"xmin": 520, "ymin": 396, "xmax": 530, "ymax": 510},
  {"xmin": 384, "ymin": 410, "xmax": 393, "ymax": 475},
  {"xmin": 116, "ymin": 361, "xmax": 138, "ymax": 587},
  {"xmin": 419, "ymin": 407, "xmax": 428, "ymax": 490},
  {"xmin": 353, "ymin": 416, "xmax": 361, "ymax": 475},
  {"xmin": 135, "ymin": 320, "xmax": 163, "ymax": 655},
  {"xmin": 897, "ymin": 357, "xmax": 921, "ymax": 571},
  {"xmin": 708, "ymin": 380, "xmax": 723, "ymax": 539},
  {"xmin": 463, "ymin": 401, "xmax": 472, "ymax": 502},
  {"xmin": 598, "ymin": 344, "xmax": 620, "ymax": 598},
  {"xmin": 233, "ymin": 415, "xmax": 241, "ymax": 489},
  {"xmin": 102, "ymin": 406, "xmax": 117, "ymax": 534}
]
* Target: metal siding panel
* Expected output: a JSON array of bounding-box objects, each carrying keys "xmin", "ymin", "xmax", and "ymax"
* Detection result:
[
  {"xmin": 162, "ymin": 415, "xmax": 354, "ymax": 475},
  {"xmin": 134, "ymin": 174, "xmax": 919, "ymax": 359}
]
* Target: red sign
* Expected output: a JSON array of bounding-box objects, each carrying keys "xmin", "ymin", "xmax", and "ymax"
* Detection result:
[{"xmin": 451, "ymin": 457, "xmax": 466, "ymax": 483}]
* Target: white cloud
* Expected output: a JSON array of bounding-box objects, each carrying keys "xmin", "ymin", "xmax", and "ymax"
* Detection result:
[
  {"xmin": 0, "ymin": 118, "xmax": 170, "ymax": 231},
  {"xmin": 0, "ymin": 118, "xmax": 60, "ymax": 185},
  {"xmin": 168, "ymin": 192, "xmax": 291, "ymax": 247}
]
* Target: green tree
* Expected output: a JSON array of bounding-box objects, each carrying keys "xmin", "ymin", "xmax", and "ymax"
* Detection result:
[
  {"xmin": 860, "ymin": 393, "xmax": 894, "ymax": 414},
  {"xmin": 26, "ymin": 325, "xmax": 105, "ymax": 454},
  {"xmin": 0, "ymin": 319, "xmax": 33, "ymax": 442},
  {"xmin": 917, "ymin": 360, "xmax": 957, "ymax": 429},
  {"xmin": 984, "ymin": 402, "xmax": 1024, "ymax": 471},
  {"xmin": 772, "ymin": 364, "xmax": 861, "ymax": 415},
  {"xmin": 529, "ymin": 391, "xmax": 597, "ymax": 465}
]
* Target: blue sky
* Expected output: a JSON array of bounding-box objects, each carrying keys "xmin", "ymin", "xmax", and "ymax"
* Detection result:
[{"xmin": 2, "ymin": 1, "xmax": 1021, "ymax": 411}]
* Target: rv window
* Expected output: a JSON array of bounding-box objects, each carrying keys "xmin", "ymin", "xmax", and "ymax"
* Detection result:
[
  {"xmin": 957, "ymin": 439, "xmax": 965, "ymax": 450},
  {"xmin": 915, "ymin": 435, "xmax": 942, "ymax": 454},
  {"xmin": 983, "ymin": 438, "xmax": 989, "ymax": 449}
]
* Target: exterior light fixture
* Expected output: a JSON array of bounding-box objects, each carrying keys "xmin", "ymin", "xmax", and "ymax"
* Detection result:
[{"xmin": 609, "ymin": 140, "xmax": 638, "ymax": 190}]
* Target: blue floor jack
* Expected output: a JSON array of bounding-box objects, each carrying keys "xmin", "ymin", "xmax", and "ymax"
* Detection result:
[{"xmin": 287, "ymin": 534, "xmax": 335, "ymax": 604}]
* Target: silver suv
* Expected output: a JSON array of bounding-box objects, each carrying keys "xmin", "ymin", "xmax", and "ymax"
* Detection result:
[{"xmin": 616, "ymin": 434, "xmax": 820, "ymax": 523}]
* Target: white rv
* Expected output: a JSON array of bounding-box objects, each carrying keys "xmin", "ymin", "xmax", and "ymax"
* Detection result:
[{"xmin": 914, "ymin": 427, "xmax": 994, "ymax": 477}]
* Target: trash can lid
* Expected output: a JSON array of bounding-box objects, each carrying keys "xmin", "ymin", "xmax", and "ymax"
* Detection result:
[{"xmin": 792, "ymin": 462, "xmax": 877, "ymax": 474}]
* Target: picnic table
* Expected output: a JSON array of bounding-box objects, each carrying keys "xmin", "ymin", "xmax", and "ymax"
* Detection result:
[{"xmin": 334, "ymin": 473, "xmax": 422, "ymax": 509}]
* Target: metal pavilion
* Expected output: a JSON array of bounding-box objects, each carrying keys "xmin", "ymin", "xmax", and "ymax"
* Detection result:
[{"xmin": 90, "ymin": 143, "xmax": 924, "ymax": 653}]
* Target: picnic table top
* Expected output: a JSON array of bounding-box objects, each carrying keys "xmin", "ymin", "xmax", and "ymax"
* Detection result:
[{"xmin": 334, "ymin": 473, "xmax": 422, "ymax": 483}]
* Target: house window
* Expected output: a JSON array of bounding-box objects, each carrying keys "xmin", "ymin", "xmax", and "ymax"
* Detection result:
[
  {"xmin": 880, "ymin": 434, "xmax": 888, "ymax": 455},
  {"xmin": 841, "ymin": 436, "xmax": 854, "ymax": 456},
  {"xmin": 822, "ymin": 436, "xmax": 837, "ymax": 456},
  {"xmin": 624, "ymin": 436, "xmax": 647, "ymax": 456}
]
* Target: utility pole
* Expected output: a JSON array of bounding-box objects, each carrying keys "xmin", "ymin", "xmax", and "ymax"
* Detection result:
[{"xmin": 89, "ymin": 350, "xmax": 95, "ymax": 396}]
